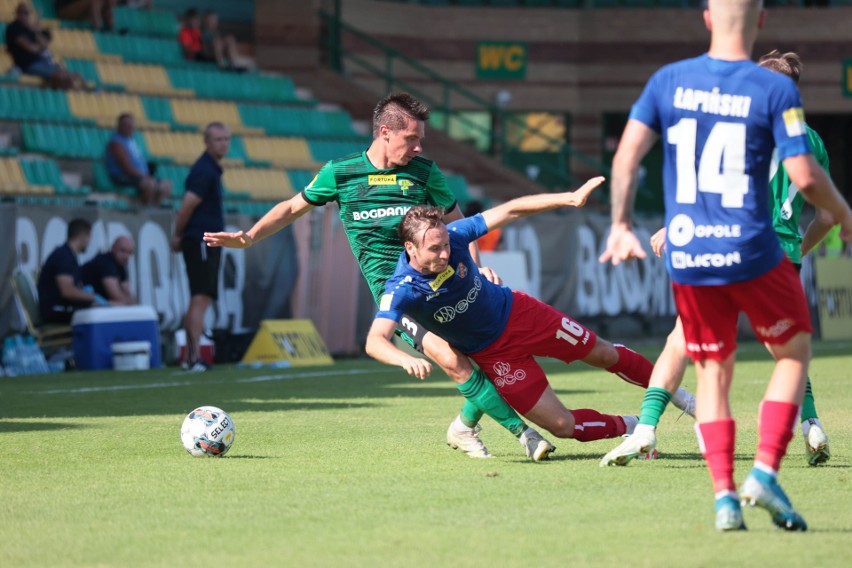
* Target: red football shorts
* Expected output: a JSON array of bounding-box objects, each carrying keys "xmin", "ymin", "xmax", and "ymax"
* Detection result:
[
  {"xmin": 468, "ymin": 291, "xmax": 597, "ymax": 414},
  {"xmin": 672, "ymin": 257, "xmax": 812, "ymax": 362}
]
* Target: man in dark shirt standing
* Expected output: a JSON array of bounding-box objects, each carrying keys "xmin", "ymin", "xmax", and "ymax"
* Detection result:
[
  {"xmin": 38, "ymin": 218, "xmax": 98, "ymax": 324},
  {"xmin": 171, "ymin": 122, "xmax": 229, "ymax": 371},
  {"xmin": 81, "ymin": 235, "xmax": 136, "ymax": 305}
]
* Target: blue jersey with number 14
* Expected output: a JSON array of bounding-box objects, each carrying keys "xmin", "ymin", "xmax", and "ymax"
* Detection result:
[{"xmin": 630, "ymin": 54, "xmax": 812, "ymax": 285}]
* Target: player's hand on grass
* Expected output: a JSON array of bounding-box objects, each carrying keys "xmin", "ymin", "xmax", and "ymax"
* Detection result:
[
  {"xmin": 204, "ymin": 230, "xmax": 254, "ymax": 249},
  {"xmin": 401, "ymin": 356, "xmax": 432, "ymax": 380},
  {"xmin": 564, "ymin": 176, "xmax": 605, "ymax": 208},
  {"xmin": 479, "ymin": 266, "xmax": 503, "ymax": 285},
  {"xmin": 599, "ymin": 225, "xmax": 647, "ymax": 265},
  {"xmin": 650, "ymin": 227, "xmax": 667, "ymax": 257}
]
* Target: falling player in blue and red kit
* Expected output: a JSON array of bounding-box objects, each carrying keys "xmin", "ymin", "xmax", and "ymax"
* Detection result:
[
  {"xmin": 600, "ymin": 0, "xmax": 852, "ymax": 532},
  {"xmin": 366, "ymin": 179, "xmax": 695, "ymax": 446}
]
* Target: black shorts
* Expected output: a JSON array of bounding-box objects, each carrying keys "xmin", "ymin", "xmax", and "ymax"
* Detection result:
[
  {"xmin": 396, "ymin": 314, "xmax": 427, "ymax": 353},
  {"xmin": 181, "ymin": 239, "xmax": 221, "ymax": 299}
]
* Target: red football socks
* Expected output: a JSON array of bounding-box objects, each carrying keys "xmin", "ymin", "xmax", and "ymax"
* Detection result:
[
  {"xmin": 606, "ymin": 344, "xmax": 653, "ymax": 388},
  {"xmin": 570, "ymin": 409, "xmax": 626, "ymax": 441},
  {"xmin": 755, "ymin": 400, "xmax": 799, "ymax": 471},
  {"xmin": 697, "ymin": 419, "xmax": 737, "ymax": 493}
]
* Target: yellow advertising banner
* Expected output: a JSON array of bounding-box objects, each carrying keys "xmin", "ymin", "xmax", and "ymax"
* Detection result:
[
  {"xmin": 815, "ymin": 257, "xmax": 852, "ymax": 340},
  {"xmin": 241, "ymin": 320, "xmax": 334, "ymax": 367}
]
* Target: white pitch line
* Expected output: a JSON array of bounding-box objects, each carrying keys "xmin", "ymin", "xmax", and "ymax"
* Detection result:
[{"xmin": 36, "ymin": 368, "xmax": 395, "ymax": 395}]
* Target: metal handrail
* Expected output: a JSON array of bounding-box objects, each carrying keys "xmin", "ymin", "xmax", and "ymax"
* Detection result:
[{"xmin": 320, "ymin": 9, "xmax": 610, "ymax": 187}]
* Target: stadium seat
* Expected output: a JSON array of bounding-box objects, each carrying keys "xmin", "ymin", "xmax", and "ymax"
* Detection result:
[
  {"xmin": 113, "ymin": 6, "xmax": 179, "ymax": 37},
  {"xmin": 170, "ymin": 99, "xmax": 264, "ymax": 135},
  {"xmin": 0, "ymin": 157, "xmax": 52, "ymax": 194},
  {"xmin": 67, "ymin": 91, "xmax": 169, "ymax": 129},
  {"xmin": 95, "ymin": 32, "xmax": 186, "ymax": 66},
  {"xmin": 95, "ymin": 61, "xmax": 193, "ymax": 97},
  {"xmin": 222, "ymin": 167, "xmax": 295, "ymax": 201},
  {"xmin": 242, "ymin": 136, "xmax": 319, "ymax": 170},
  {"xmin": 19, "ymin": 158, "xmax": 89, "ymax": 195},
  {"xmin": 308, "ymin": 138, "xmax": 368, "ymax": 163}
]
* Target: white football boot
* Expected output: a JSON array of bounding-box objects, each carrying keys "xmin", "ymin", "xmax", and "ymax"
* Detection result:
[
  {"xmin": 519, "ymin": 427, "xmax": 556, "ymax": 461},
  {"xmin": 446, "ymin": 417, "xmax": 493, "ymax": 459},
  {"xmin": 600, "ymin": 424, "xmax": 657, "ymax": 467}
]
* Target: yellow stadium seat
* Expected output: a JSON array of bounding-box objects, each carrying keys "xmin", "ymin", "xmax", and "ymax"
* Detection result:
[
  {"xmin": 50, "ymin": 29, "xmax": 117, "ymax": 62},
  {"xmin": 67, "ymin": 91, "xmax": 169, "ymax": 130},
  {"xmin": 170, "ymin": 99, "xmax": 264, "ymax": 136},
  {"xmin": 242, "ymin": 136, "xmax": 319, "ymax": 170},
  {"xmin": 95, "ymin": 62, "xmax": 193, "ymax": 97},
  {"xmin": 0, "ymin": 0, "xmax": 26, "ymax": 21},
  {"xmin": 223, "ymin": 167, "xmax": 294, "ymax": 201},
  {"xmin": 0, "ymin": 158, "xmax": 52, "ymax": 195},
  {"xmin": 143, "ymin": 131, "xmax": 205, "ymax": 165}
]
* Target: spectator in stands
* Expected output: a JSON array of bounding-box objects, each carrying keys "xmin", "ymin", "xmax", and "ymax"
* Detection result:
[
  {"xmin": 178, "ymin": 8, "xmax": 214, "ymax": 64},
  {"xmin": 55, "ymin": 0, "xmax": 116, "ymax": 33},
  {"xmin": 171, "ymin": 122, "xmax": 230, "ymax": 372},
  {"xmin": 5, "ymin": 2, "xmax": 84, "ymax": 90},
  {"xmin": 105, "ymin": 113, "xmax": 172, "ymax": 206},
  {"xmin": 37, "ymin": 218, "xmax": 104, "ymax": 324},
  {"xmin": 81, "ymin": 236, "xmax": 136, "ymax": 305},
  {"xmin": 200, "ymin": 10, "xmax": 254, "ymax": 72}
]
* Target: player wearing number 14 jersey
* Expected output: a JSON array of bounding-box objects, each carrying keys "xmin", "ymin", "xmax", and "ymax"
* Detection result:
[{"xmin": 600, "ymin": 0, "xmax": 852, "ymax": 532}]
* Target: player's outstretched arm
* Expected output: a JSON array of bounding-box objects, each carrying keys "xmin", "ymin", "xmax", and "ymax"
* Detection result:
[
  {"xmin": 444, "ymin": 204, "xmax": 503, "ymax": 285},
  {"xmin": 480, "ymin": 176, "xmax": 605, "ymax": 232},
  {"xmin": 204, "ymin": 193, "xmax": 315, "ymax": 248},
  {"xmin": 366, "ymin": 318, "xmax": 433, "ymax": 380},
  {"xmin": 785, "ymin": 154, "xmax": 852, "ymax": 242}
]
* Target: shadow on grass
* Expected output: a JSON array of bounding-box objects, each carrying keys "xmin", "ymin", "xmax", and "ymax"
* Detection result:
[
  {"xmin": 0, "ymin": 421, "xmax": 83, "ymax": 434},
  {"xmin": 224, "ymin": 455, "xmax": 276, "ymax": 460}
]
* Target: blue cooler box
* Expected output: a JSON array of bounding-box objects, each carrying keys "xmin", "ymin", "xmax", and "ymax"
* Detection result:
[{"xmin": 72, "ymin": 306, "xmax": 161, "ymax": 370}]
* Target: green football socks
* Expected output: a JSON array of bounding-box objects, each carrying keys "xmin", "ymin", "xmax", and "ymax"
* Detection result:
[
  {"xmin": 459, "ymin": 400, "xmax": 483, "ymax": 429},
  {"xmin": 638, "ymin": 387, "xmax": 673, "ymax": 427},
  {"xmin": 456, "ymin": 368, "xmax": 526, "ymax": 438},
  {"xmin": 800, "ymin": 377, "xmax": 818, "ymax": 422}
]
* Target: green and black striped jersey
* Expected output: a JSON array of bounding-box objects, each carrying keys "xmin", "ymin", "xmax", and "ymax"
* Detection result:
[{"xmin": 302, "ymin": 151, "xmax": 457, "ymax": 304}]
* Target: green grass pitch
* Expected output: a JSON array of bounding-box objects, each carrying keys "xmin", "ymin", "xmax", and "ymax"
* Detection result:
[{"xmin": 2, "ymin": 340, "xmax": 850, "ymax": 567}]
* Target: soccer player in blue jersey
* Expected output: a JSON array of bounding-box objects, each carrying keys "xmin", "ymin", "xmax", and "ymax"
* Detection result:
[
  {"xmin": 365, "ymin": 179, "xmax": 696, "ymax": 446},
  {"xmin": 600, "ymin": 50, "xmax": 836, "ymax": 469},
  {"xmin": 599, "ymin": 0, "xmax": 852, "ymax": 532}
]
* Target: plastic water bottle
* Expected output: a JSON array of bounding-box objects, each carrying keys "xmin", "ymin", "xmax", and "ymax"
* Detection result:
[
  {"xmin": 22, "ymin": 336, "xmax": 49, "ymax": 375},
  {"xmin": 3, "ymin": 337, "xmax": 19, "ymax": 376}
]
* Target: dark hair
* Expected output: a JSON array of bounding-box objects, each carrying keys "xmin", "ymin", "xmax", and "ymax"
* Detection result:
[
  {"xmin": 758, "ymin": 50, "xmax": 802, "ymax": 84},
  {"xmin": 398, "ymin": 205, "xmax": 445, "ymax": 245},
  {"xmin": 372, "ymin": 92, "xmax": 430, "ymax": 138},
  {"xmin": 67, "ymin": 218, "xmax": 92, "ymax": 241},
  {"xmin": 184, "ymin": 8, "xmax": 198, "ymax": 19}
]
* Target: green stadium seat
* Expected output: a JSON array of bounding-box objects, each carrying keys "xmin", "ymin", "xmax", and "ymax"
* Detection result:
[
  {"xmin": 95, "ymin": 32, "xmax": 186, "ymax": 66},
  {"xmin": 64, "ymin": 58, "xmax": 100, "ymax": 85},
  {"xmin": 287, "ymin": 170, "xmax": 316, "ymax": 192},
  {"xmin": 113, "ymin": 6, "xmax": 179, "ymax": 37},
  {"xmin": 20, "ymin": 159, "xmax": 90, "ymax": 195},
  {"xmin": 446, "ymin": 175, "xmax": 473, "ymax": 206}
]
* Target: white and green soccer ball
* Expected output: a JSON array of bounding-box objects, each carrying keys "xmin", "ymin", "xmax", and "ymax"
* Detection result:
[{"xmin": 180, "ymin": 406, "xmax": 235, "ymax": 457}]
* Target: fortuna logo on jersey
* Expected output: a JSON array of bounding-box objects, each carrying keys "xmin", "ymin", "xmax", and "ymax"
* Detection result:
[
  {"xmin": 492, "ymin": 361, "xmax": 527, "ymax": 390},
  {"xmin": 429, "ymin": 265, "xmax": 455, "ymax": 291},
  {"xmin": 433, "ymin": 276, "xmax": 482, "ymax": 323}
]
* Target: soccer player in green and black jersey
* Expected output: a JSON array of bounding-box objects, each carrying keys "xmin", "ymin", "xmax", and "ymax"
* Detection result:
[
  {"xmin": 601, "ymin": 51, "xmax": 836, "ymax": 468},
  {"xmin": 204, "ymin": 92, "xmax": 555, "ymax": 460}
]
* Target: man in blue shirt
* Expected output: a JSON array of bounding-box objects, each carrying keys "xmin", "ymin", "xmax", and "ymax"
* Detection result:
[
  {"xmin": 599, "ymin": 0, "xmax": 852, "ymax": 532},
  {"xmin": 171, "ymin": 122, "xmax": 229, "ymax": 372},
  {"xmin": 366, "ymin": 178, "xmax": 696, "ymax": 448},
  {"xmin": 37, "ymin": 218, "xmax": 98, "ymax": 324},
  {"xmin": 105, "ymin": 113, "xmax": 172, "ymax": 206}
]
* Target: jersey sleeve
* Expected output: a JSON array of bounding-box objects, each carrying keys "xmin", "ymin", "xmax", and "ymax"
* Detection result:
[
  {"xmin": 424, "ymin": 163, "xmax": 458, "ymax": 212},
  {"xmin": 446, "ymin": 214, "xmax": 488, "ymax": 244},
  {"xmin": 56, "ymin": 250, "xmax": 78, "ymax": 277},
  {"xmin": 375, "ymin": 284, "xmax": 414, "ymax": 323},
  {"xmin": 807, "ymin": 127, "xmax": 830, "ymax": 172},
  {"xmin": 628, "ymin": 70, "xmax": 663, "ymax": 133},
  {"xmin": 301, "ymin": 161, "xmax": 338, "ymax": 206},
  {"xmin": 769, "ymin": 80, "xmax": 811, "ymax": 161}
]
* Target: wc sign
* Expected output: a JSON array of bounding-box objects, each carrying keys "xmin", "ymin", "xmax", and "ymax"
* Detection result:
[{"xmin": 477, "ymin": 42, "xmax": 527, "ymax": 80}]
